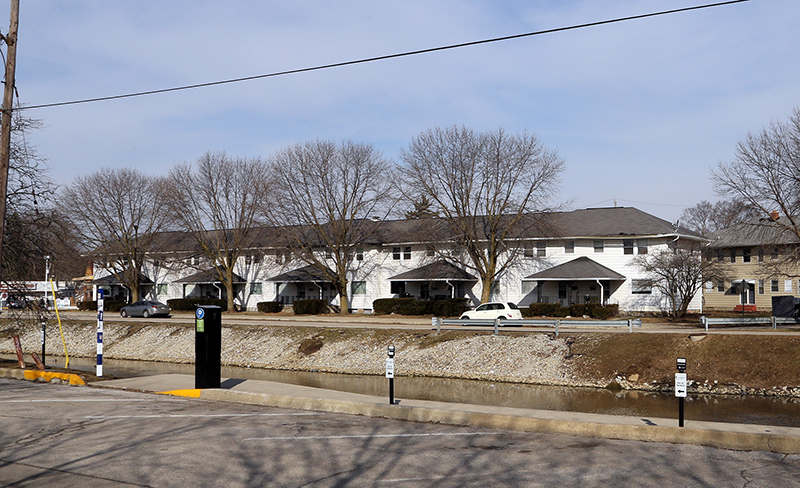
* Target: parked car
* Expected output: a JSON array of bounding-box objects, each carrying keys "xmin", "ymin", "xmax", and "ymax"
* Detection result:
[
  {"xmin": 120, "ymin": 300, "xmax": 171, "ymax": 318},
  {"xmin": 459, "ymin": 302, "xmax": 523, "ymax": 321}
]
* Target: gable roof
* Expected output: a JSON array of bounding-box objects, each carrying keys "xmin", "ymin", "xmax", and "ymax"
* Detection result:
[
  {"xmin": 707, "ymin": 217, "xmax": 800, "ymax": 248},
  {"xmin": 524, "ymin": 257, "xmax": 626, "ymax": 281},
  {"xmin": 388, "ymin": 260, "xmax": 477, "ymax": 282},
  {"xmin": 266, "ymin": 265, "xmax": 334, "ymax": 283},
  {"xmin": 175, "ymin": 269, "xmax": 246, "ymax": 284}
]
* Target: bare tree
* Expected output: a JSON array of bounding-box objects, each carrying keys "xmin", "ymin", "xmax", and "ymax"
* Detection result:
[
  {"xmin": 679, "ymin": 199, "xmax": 760, "ymax": 236},
  {"xmin": 164, "ymin": 152, "xmax": 269, "ymax": 312},
  {"xmin": 712, "ymin": 108, "xmax": 800, "ymax": 239},
  {"xmin": 399, "ymin": 126, "xmax": 564, "ymax": 303},
  {"xmin": 633, "ymin": 247, "xmax": 729, "ymax": 319},
  {"xmin": 264, "ymin": 140, "xmax": 394, "ymax": 315},
  {"xmin": 61, "ymin": 168, "xmax": 171, "ymax": 303}
]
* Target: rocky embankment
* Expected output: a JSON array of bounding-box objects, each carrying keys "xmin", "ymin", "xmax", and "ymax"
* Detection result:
[{"xmin": 2, "ymin": 319, "xmax": 800, "ymax": 398}]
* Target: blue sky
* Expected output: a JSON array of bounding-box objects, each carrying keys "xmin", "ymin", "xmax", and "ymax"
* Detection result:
[{"xmin": 12, "ymin": 0, "xmax": 800, "ymax": 223}]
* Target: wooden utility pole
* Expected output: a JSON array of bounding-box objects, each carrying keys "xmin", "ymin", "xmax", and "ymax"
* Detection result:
[{"xmin": 0, "ymin": 0, "xmax": 19, "ymax": 277}]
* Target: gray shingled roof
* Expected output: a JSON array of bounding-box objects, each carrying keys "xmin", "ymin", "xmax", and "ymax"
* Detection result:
[
  {"xmin": 706, "ymin": 217, "xmax": 800, "ymax": 248},
  {"xmin": 524, "ymin": 257, "xmax": 626, "ymax": 281},
  {"xmin": 138, "ymin": 207, "xmax": 701, "ymax": 254},
  {"xmin": 92, "ymin": 272, "xmax": 153, "ymax": 285},
  {"xmin": 266, "ymin": 265, "xmax": 334, "ymax": 283},
  {"xmin": 388, "ymin": 260, "xmax": 477, "ymax": 282},
  {"xmin": 174, "ymin": 269, "xmax": 246, "ymax": 284}
]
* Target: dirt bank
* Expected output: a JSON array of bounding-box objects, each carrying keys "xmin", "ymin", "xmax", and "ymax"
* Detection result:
[{"xmin": 2, "ymin": 319, "xmax": 800, "ymax": 397}]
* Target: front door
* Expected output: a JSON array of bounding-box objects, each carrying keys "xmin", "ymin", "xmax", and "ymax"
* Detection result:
[{"xmin": 740, "ymin": 282, "xmax": 755, "ymax": 304}]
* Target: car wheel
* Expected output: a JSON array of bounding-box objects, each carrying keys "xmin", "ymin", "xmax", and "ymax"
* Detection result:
[
  {"xmin": 142, "ymin": 310, "xmax": 150, "ymax": 318},
  {"xmin": 120, "ymin": 310, "xmax": 128, "ymax": 318},
  {"xmin": 459, "ymin": 316, "xmax": 470, "ymax": 323}
]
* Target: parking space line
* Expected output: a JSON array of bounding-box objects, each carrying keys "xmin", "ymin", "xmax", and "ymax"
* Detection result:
[
  {"xmin": 244, "ymin": 432, "xmax": 504, "ymax": 441},
  {"xmin": 0, "ymin": 398, "xmax": 154, "ymax": 403}
]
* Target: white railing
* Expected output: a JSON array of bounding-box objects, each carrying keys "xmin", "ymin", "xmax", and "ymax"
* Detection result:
[{"xmin": 433, "ymin": 317, "xmax": 642, "ymax": 336}]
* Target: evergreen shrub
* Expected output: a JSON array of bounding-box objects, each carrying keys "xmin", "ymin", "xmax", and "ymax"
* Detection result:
[
  {"xmin": 166, "ymin": 298, "xmax": 228, "ymax": 311},
  {"xmin": 257, "ymin": 301, "xmax": 283, "ymax": 313},
  {"xmin": 292, "ymin": 299, "xmax": 329, "ymax": 315}
]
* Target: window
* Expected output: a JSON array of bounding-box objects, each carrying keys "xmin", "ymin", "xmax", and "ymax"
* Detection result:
[
  {"xmin": 593, "ymin": 240, "xmax": 604, "ymax": 253},
  {"xmin": 356, "ymin": 247, "xmax": 364, "ymax": 261},
  {"xmin": 717, "ymin": 281, "xmax": 725, "ymax": 292},
  {"xmin": 742, "ymin": 248, "xmax": 751, "ymax": 263},
  {"xmin": 403, "ymin": 246, "xmax": 411, "ymax": 260},
  {"xmin": 758, "ymin": 249, "xmax": 765, "ymax": 262},
  {"xmin": 758, "ymin": 280, "xmax": 764, "ymax": 294},
  {"xmin": 390, "ymin": 282, "xmax": 405, "ymax": 294},
  {"xmin": 524, "ymin": 244, "xmax": 534, "ymax": 258},
  {"xmin": 157, "ymin": 283, "xmax": 169, "ymax": 295},
  {"xmin": 771, "ymin": 248, "xmax": 779, "ymax": 260},
  {"xmin": 425, "ymin": 245, "xmax": 435, "ymax": 257},
  {"xmin": 537, "ymin": 241, "xmax": 546, "ymax": 257},
  {"xmin": 623, "ymin": 240, "xmax": 634, "ymax": 255},
  {"xmin": 631, "ymin": 280, "xmax": 652, "ymax": 294},
  {"xmin": 250, "ymin": 282, "xmax": 263, "ymax": 295},
  {"xmin": 564, "ymin": 240, "xmax": 575, "ymax": 254},
  {"xmin": 730, "ymin": 249, "xmax": 736, "ymax": 263},
  {"xmin": 558, "ymin": 282, "xmax": 567, "ymax": 299},
  {"xmin": 325, "ymin": 249, "xmax": 333, "ymax": 259},
  {"xmin": 392, "ymin": 247, "xmax": 401, "ymax": 260},
  {"xmin": 771, "ymin": 280, "xmax": 779, "ymax": 293},
  {"xmin": 637, "ymin": 239, "xmax": 648, "ymax": 254},
  {"xmin": 717, "ymin": 250, "xmax": 725, "ymax": 262},
  {"xmin": 786, "ymin": 280, "xmax": 793, "ymax": 293},
  {"xmin": 351, "ymin": 281, "xmax": 367, "ymax": 295}
]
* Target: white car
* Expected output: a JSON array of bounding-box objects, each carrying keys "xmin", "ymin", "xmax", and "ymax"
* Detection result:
[{"xmin": 459, "ymin": 302, "xmax": 523, "ymax": 321}]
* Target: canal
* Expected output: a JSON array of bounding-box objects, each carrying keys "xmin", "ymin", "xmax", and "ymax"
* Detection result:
[{"xmin": 16, "ymin": 354, "xmax": 800, "ymax": 427}]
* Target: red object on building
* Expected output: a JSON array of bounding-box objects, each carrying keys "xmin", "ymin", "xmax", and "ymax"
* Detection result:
[{"xmin": 734, "ymin": 304, "xmax": 757, "ymax": 312}]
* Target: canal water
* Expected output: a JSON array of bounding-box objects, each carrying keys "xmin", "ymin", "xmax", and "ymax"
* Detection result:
[{"xmin": 14, "ymin": 354, "xmax": 800, "ymax": 427}]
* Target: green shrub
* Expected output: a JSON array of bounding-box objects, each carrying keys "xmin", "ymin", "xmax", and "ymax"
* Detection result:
[
  {"xmin": 257, "ymin": 301, "xmax": 283, "ymax": 313},
  {"xmin": 77, "ymin": 300, "xmax": 126, "ymax": 312},
  {"xmin": 592, "ymin": 304, "xmax": 619, "ymax": 320},
  {"xmin": 395, "ymin": 299, "xmax": 430, "ymax": 315},
  {"xmin": 525, "ymin": 303, "xmax": 564, "ymax": 317},
  {"xmin": 293, "ymin": 299, "xmax": 329, "ymax": 315},
  {"xmin": 373, "ymin": 298, "xmax": 410, "ymax": 315},
  {"xmin": 166, "ymin": 298, "xmax": 227, "ymax": 311},
  {"xmin": 430, "ymin": 298, "xmax": 471, "ymax": 317}
]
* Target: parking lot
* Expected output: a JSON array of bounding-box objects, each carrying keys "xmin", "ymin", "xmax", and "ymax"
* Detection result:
[{"xmin": 2, "ymin": 379, "xmax": 799, "ymax": 487}]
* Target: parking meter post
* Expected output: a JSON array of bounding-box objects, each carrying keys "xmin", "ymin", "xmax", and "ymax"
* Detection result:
[
  {"xmin": 386, "ymin": 345, "xmax": 395, "ymax": 405},
  {"xmin": 40, "ymin": 321, "xmax": 46, "ymax": 367},
  {"xmin": 195, "ymin": 306, "xmax": 222, "ymax": 389},
  {"xmin": 676, "ymin": 358, "xmax": 687, "ymax": 427}
]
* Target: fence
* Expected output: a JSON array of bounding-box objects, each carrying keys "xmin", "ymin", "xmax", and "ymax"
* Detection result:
[
  {"xmin": 433, "ymin": 317, "xmax": 642, "ymax": 336},
  {"xmin": 699, "ymin": 316, "xmax": 800, "ymax": 332}
]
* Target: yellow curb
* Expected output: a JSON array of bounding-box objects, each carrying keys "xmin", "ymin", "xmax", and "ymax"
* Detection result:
[
  {"xmin": 23, "ymin": 370, "xmax": 86, "ymax": 386},
  {"xmin": 158, "ymin": 389, "xmax": 202, "ymax": 398}
]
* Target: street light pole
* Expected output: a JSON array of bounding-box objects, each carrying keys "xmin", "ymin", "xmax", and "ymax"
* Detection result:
[{"xmin": 0, "ymin": 0, "xmax": 20, "ymax": 279}]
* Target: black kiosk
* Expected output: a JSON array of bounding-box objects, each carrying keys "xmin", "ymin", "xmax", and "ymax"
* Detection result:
[{"xmin": 195, "ymin": 305, "xmax": 221, "ymax": 389}]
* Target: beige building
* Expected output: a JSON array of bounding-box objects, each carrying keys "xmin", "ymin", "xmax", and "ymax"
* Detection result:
[{"xmin": 704, "ymin": 214, "xmax": 800, "ymax": 312}]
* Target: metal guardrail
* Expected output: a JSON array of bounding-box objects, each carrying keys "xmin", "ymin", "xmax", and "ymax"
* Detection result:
[
  {"xmin": 699, "ymin": 316, "xmax": 800, "ymax": 332},
  {"xmin": 434, "ymin": 317, "xmax": 642, "ymax": 336}
]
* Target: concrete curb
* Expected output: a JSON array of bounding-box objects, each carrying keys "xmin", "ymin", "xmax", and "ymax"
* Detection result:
[
  {"xmin": 192, "ymin": 388, "xmax": 800, "ymax": 454},
  {"xmin": 0, "ymin": 367, "xmax": 86, "ymax": 386}
]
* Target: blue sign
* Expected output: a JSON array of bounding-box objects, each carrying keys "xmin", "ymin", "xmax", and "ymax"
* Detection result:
[{"xmin": 196, "ymin": 308, "xmax": 205, "ymax": 320}]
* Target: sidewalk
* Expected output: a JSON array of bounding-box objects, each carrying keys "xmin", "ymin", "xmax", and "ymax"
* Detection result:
[{"xmin": 94, "ymin": 373, "xmax": 800, "ymax": 454}]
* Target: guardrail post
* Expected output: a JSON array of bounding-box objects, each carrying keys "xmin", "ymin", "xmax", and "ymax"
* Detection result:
[
  {"xmin": 771, "ymin": 316, "xmax": 777, "ymax": 329},
  {"xmin": 701, "ymin": 315, "xmax": 708, "ymax": 332},
  {"xmin": 432, "ymin": 316, "xmax": 440, "ymax": 334},
  {"xmin": 493, "ymin": 318, "xmax": 499, "ymax": 335},
  {"xmin": 555, "ymin": 319, "xmax": 560, "ymax": 337},
  {"xmin": 628, "ymin": 318, "xmax": 633, "ymax": 333}
]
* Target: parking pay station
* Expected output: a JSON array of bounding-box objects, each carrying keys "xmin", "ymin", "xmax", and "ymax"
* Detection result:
[
  {"xmin": 386, "ymin": 345, "xmax": 395, "ymax": 404},
  {"xmin": 195, "ymin": 305, "xmax": 222, "ymax": 389}
]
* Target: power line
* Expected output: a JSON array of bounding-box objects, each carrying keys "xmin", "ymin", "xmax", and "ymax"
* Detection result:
[{"xmin": 15, "ymin": 0, "xmax": 749, "ymax": 112}]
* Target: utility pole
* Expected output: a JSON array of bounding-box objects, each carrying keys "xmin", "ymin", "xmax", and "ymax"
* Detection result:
[{"xmin": 0, "ymin": 0, "xmax": 20, "ymax": 278}]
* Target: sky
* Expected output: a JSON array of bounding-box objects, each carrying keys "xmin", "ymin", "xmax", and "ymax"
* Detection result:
[{"xmin": 9, "ymin": 0, "xmax": 800, "ymax": 223}]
